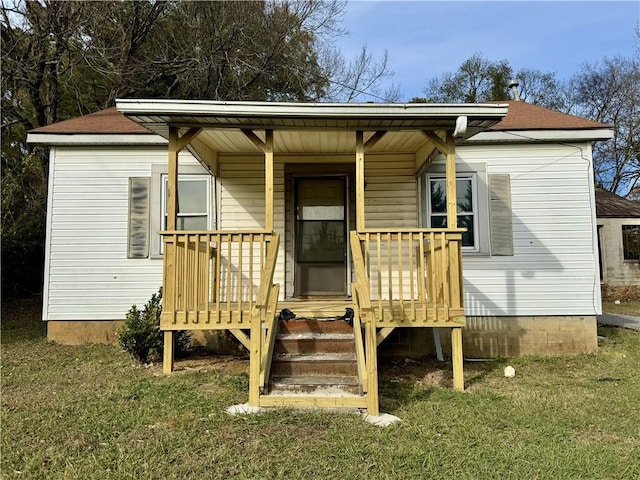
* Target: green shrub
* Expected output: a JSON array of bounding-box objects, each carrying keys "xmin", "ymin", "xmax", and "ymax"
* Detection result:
[{"xmin": 119, "ymin": 288, "xmax": 190, "ymax": 364}]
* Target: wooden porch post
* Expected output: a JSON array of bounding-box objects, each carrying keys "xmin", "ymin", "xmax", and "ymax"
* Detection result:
[
  {"xmin": 452, "ymin": 327, "xmax": 464, "ymax": 390},
  {"xmin": 162, "ymin": 126, "xmax": 202, "ymax": 375},
  {"xmin": 248, "ymin": 312, "xmax": 262, "ymax": 406},
  {"xmin": 366, "ymin": 313, "xmax": 380, "ymax": 416},
  {"xmin": 445, "ymin": 132, "xmax": 458, "ymax": 229},
  {"xmin": 265, "ymin": 129, "xmax": 274, "ymax": 232},
  {"xmin": 163, "ymin": 126, "xmax": 179, "ymax": 374},
  {"xmin": 356, "ymin": 131, "xmax": 365, "ymax": 232},
  {"xmin": 445, "ymin": 131, "xmax": 464, "ymax": 391}
]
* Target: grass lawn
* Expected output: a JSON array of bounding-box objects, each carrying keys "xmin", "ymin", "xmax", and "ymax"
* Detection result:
[
  {"xmin": 2, "ymin": 299, "xmax": 640, "ymax": 480},
  {"xmin": 602, "ymin": 301, "xmax": 640, "ymax": 317}
]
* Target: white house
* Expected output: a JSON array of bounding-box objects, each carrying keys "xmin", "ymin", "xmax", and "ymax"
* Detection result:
[{"xmin": 28, "ymin": 100, "xmax": 613, "ymax": 405}]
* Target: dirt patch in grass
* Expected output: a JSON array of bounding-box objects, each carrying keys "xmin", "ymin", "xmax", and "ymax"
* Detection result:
[
  {"xmin": 602, "ymin": 284, "xmax": 640, "ymax": 302},
  {"xmin": 147, "ymin": 353, "xmax": 249, "ymax": 376},
  {"xmin": 379, "ymin": 358, "xmax": 453, "ymax": 388}
]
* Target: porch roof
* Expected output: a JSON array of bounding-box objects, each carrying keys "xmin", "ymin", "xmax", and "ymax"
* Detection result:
[{"xmin": 115, "ymin": 99, "xmax": 508, "ymax": 154}]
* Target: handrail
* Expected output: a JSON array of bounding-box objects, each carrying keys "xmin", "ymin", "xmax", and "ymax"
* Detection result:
[
  {"xmin": 253, "ymin": 233, "xmax": 280, "ymax": 315},
  {"xmin": 253, "ymin": 233, "xmax": 281, "ymax": 389},
  {"xmin": 351, "ymin": 283, "xmax": 368, "ymax": 393},
  {"xmin": 349, "ymin": 230, "xmax": 372, "ymax": 311},
  {"xmin": 259, "ymin": 284, "xmax": 280, "ymax": 389}
]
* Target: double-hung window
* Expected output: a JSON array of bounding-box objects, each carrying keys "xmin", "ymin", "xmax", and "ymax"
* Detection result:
[
  {"xmin": 426, "ymin": 174, "xmax": 478, "ymax": 250},
  {"xmin": 161, "ymin": 174, "xmax": 211, "ymax": 231}
]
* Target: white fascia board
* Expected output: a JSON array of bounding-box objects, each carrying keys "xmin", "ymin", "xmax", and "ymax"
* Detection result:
[
  {"xmin": 116, "ymin": 98, "xmax": 509, "ymax": 120},
  {"xmin": 468, "ymin": 128, "xmax": 614, "ymax": 143},
  {"xmin": 26, "ymin": 133, "xmax": 167, "ymax": 145}
]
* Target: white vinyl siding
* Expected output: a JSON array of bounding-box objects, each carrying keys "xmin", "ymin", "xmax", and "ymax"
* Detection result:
[
  {"xmin": 45, "ymin": 140, "xmax": 602, "ymax": 321},
  {"xmin": 457, "ymin": 142, "xmax": 601, "ymax": 316},
  {"xmin": 44, "ymin": 145, "xmax": 204, "ymax": 320},
  {"xmin": 364, "ymin": 154, "xmax": 418, "ymax": 229},
  {"xmin": 218, "ymin": 155, "xmax": 286, "ymax": 296}
]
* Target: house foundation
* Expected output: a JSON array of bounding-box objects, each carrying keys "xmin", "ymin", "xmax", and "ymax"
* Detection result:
[
  {"xmin": 380, "ymin": 315, "xmax": 598, "ymax": 358},
  {"xmin": 47, "ymin": 320, "xmax": 244, "ymax": 355},
  {"xmin": 48, "ymin": 315, "xmax": 597, "ymax": 357}
]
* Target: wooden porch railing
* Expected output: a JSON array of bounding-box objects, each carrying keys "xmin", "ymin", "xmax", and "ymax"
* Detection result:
[
  {"xmin": 350, "ymin": 229, "xmax": 465, "ymax": 326},
  {"xmin": 160, "ymin": 230, "xmax": 280, "ymax": 328},
  {"xmin": 350, "ymin": 228, "xmax": 467, "ymax": 395}
]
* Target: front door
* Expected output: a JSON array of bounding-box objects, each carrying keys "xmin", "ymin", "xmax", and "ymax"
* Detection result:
[{"xmin": 294, "ymin": 177, "xmax": 347, "ymax": 296}]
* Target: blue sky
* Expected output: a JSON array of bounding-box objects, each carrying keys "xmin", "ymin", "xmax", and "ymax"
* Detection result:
[{"xmin": 335, "ymin": 1, "xmax": 640, "ymax": 101}]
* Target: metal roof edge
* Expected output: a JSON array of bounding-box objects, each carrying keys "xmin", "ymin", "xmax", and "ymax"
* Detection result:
[
  {"xmin": 467, "ymin": 128, "xmax": 614, "ymax": 143},
  {"xmin": 27, "ymin": 132, "xmax": 167, "ymax": 145},
  {"xmin": 116, "ymin": 98, "xmax": 510, "ymax": 119}
]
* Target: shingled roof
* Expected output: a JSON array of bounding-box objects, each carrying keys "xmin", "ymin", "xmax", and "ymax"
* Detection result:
[
  {"xmin": 488, "ymin": 101, "xmax": 608, "ymax": 131},
  {"xmin": 596, "ymin": 188, "xmax": 640, "ymax": 218},
  {"xmin": 30, "ymin": 100, "xmax": 609, "ymax": 135},
  {"xmin": 29, "ymin": 107, "xmax": 149, "ymax": 134}
]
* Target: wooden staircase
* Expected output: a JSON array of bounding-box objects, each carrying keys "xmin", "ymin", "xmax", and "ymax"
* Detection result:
[{"xmin": 265, "ymin": 318, "xmax": 363, "ymax": 401}]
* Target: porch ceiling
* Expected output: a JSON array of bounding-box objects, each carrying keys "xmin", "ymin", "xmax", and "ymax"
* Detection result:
[
  {"xmin": 198, "ymin": 129, "xmax": 429, "ymax": 154},
  {"xmin": 117, "ymin": 99, "xmax": 508, "ymax": 155}
]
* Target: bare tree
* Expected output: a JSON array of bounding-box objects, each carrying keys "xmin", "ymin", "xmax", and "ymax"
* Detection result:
[
  {"xmin": 1, "ymin": 0, "xmax": 396, "ymax": 297},
  {"xmin": 422, "ymin": 53, "xmax": 567, "ymax": 110},
  {"xmin": 570, "ymin": 56, "xmax": 640, "ymax": 197}
]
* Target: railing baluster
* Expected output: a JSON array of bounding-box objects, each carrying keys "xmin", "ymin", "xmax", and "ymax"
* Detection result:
[
  {"xmin": 182, "ymin": 234, "xmax": 190, "ymax": 323},
  {"xmin": 386, "ymin": 232, "xmax": 392, "ymax": 321},
  {"xmin": 408, "ymin": 232, "xmax": 415, "ymax": 322},
  {"xmin": 204, "ymin": 234, "xmax": 211, "ymax": 324},
  {"xmin": 397, "ymin": 233, "xmax": 404, "ymax": 319},
  {"xmin": 441, "ymin": 232, "xmax": 449, "ymax": 321},
  {"xmin": 215, "ymin": 234, "xmax": 222, "ymax": 323},
  {"xmin": 419, "ymin": 233, "xmax": 427, "ymax": 321},
  {"xmin": 249, "ymin": 233, "xmax": 254, "ymax": 312},
  {"xmin": 237, "ymin": 234, "xmax": 243, "ymax": 323},
  {"xmin": 226, "ymin": 236, "xmax": 232, "ymax": 323},
  {"xmin": 193, "ymin": 234, "xmax": 200, "ymax": 323},
  {"xmin": 429, "ymin": 232, "xmax": 438, "ymax": 322},
  {"xmin": 376, "ymin": 232, "xmax": 382, "ymax": 319}
]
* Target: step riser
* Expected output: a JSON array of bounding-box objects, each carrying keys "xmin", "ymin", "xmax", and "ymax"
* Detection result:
[
  {"xmin": 267, "ymin": 319, "xmax": 361, "ymax": 397},
  {"xmin": 271, "ymin": 361, "xmax": 358, "ymax": 377},
  {"xmin": 279, "ymin": 320, "xmax": 353, "ymax": 335},
  {"xmin": 276, "ymin": 339, "xmax": 355, "ymax": 355},
  {"xmin": 269, "ymin": 384, "xmax": 361, "ymax": 395}
]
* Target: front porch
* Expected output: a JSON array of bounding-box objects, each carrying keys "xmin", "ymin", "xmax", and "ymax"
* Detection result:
[
  {"xmin": 117, "ymin": 100, "xmax": 509, "ymax": 415},
  {"xmin": 160, "ymin": 227, "xmax": 466, "ymax": 414}
]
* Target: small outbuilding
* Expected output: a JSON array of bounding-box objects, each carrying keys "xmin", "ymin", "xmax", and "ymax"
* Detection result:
[{"xmin": 595, "ymin": 187, "xmax": 640, "ymax": 286}]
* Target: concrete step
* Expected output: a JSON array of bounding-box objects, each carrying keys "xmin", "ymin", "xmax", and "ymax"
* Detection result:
[{"xmin": 269, "ymin": 375, "xmax": 361, "ymax": 395}]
